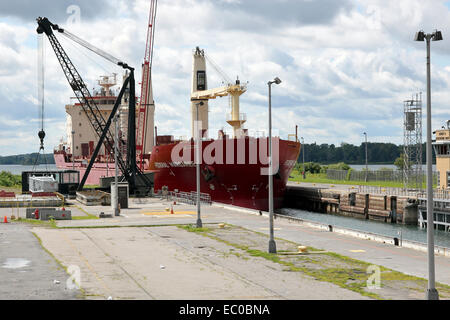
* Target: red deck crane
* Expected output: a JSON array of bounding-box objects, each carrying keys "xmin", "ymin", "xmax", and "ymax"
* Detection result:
[{"xmin": 136, "ymin": 0, "xmax": 158, "ymax": 170}]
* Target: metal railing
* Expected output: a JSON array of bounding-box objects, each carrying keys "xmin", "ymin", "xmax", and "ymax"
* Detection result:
[
  {"xmin": 351, "ymin": 185, "xmax": 450, "ymax": 200},
  {"xmin": 153, "ymin": 189, "xmax": 212, "ymax": 206},
  {"xmin": 417, "ymin": 189, "xmax": 450, "ymax": 200},
  {"xmin": 352, "ymin": 185, "xmax": 420, "ymax": 197},
  {"xmin": 226, "ymin": 113, "xmax": 247, "ymax": 122},
  {"xmin": 169, "ymin": 191, "xmax": 212, "ymax": 205}
]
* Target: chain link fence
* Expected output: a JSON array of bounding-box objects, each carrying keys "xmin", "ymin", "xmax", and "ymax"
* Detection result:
[{"xmin": 326, "ymin": 169, "xmax": 438, "ymax": 185}]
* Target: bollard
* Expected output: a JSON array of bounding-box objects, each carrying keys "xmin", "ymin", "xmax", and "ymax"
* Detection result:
[{"xmin": 298, "ymin": 246, "xmax": 308, "ymax": 253}]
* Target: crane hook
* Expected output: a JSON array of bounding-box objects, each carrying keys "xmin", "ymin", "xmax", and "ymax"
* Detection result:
[{"xmin": 38, "ymin": 130, "xmax": 46, "ymax": 150}]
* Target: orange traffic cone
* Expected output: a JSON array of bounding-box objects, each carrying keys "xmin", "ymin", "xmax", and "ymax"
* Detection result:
[
  {"xmin": 170, "ymin": 205, "xmax": 174, "ymax": 215},
  {"xmin": 3, "ymin": 216, "xmax": 8, "ymax": 223}
]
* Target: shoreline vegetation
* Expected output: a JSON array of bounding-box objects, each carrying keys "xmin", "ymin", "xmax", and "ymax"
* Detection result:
[
  {"xmin": 0, "ymin": 171, "xmax": 22, "ymax": 191},
  {"xmin": 298, "ymin": 142, "xmax": 434, "ymax": 165},
  {"xmin": 0, "ymin": 153, "xmax": 55, "ymax": 165}
]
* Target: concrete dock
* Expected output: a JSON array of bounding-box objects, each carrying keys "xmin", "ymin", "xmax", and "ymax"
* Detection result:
[{"xmin": 1, "ymin": 195, "xmax": 450, "ymax": 300}]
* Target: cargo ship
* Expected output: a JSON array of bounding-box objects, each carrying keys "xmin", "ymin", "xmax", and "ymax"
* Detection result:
[
  {"xmin": 148, "ymin": 47, "xmax": 301, "ymax": 211},
  {"xmin": 54, "ymin": 46, "xmax": 300, "ymax": 210}
]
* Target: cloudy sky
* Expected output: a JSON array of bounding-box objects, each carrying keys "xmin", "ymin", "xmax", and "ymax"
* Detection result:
[{"xmin": 1, "ymin": 0, "xmax": 450, "ymax": 156}]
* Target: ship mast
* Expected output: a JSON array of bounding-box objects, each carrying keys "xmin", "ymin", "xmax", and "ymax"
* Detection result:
[
  {"xmin": 136, "ymin": 0, "xmax": 158, "ymax": 169},
  {"xmin": 190, "ymin": 47, "xmax": 247, "ymax": 138}
]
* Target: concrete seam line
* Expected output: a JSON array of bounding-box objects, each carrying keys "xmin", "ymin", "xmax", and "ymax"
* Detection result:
[
  {"xmin": 274, "ymin": 214, "xmax": 450, "ymax": 258},
  {"xmin": 79, "ymin": 229, "xmax": 156, "ymax": 300},
  {"xmin": 144, "ymin": 226, "xmax": 285, "ymax": 299},
  {"xmin": 59, "ymin": 230, "xmax": 112, "ymax": 295}
]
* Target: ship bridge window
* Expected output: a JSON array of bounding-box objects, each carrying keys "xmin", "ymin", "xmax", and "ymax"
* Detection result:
[
  {"xmin": 447, "ymin": 171, "xmax": 450, "ymax": 188},
  {"xmin": 62, "ymin": 172, "xmax": 79, "ymax": 184},
  {"xmin": 197, "ymin": 71, "xmax": 206, "ymax": 90}
]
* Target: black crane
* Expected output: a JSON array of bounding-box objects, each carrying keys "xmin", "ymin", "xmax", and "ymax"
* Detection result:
[{"xmin": 36, "ymin": 17, "xmax": 151, "ymax": 195}]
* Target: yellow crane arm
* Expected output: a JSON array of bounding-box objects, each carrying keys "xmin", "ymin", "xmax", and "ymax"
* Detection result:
[{"xmin": 191, "ymin": 84, "xmax": 246, "ymax": 100}]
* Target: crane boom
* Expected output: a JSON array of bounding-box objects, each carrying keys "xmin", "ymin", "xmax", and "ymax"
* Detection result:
[
  {"xmin": 137, "ymin": 0, "xmax": 158, "ymax": 169},
  {"xmin": 190, "ymin": 84, "xmax": 246, "ymax": 100}
]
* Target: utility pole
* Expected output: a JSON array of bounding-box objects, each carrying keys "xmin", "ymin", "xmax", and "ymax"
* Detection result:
[
  {"xmin": 414, "ymin": 29, "xmax": 442, "ymax": 300},
  {"xmin": 301, "ymin": 137, "xmax": 305, "ymax": 179},
  {"xmin": 364, "ymin": 132, "xmax": 368, "ymax": 182},
  {"xmin": 196, "ymin": 101, "xmax": 204, "ymax": 228},
  {"xmin": 114, "ymin": 114, "xmax": 120, "ymax": 216},
  {"xmin": 71, "ymin": 130, "xmax": 75, "ymax": 171},
  {"xmin": 267, "ymin": 77, "xmax": 281, "ymax": 254}
]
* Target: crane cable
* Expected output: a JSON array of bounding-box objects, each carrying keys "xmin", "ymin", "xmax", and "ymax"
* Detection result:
[
  {"xmin": 141, "ymin": 0, "xmax": 158, "ymax": 160},
  {"xmin": 204, "ymin": 53, "xmax": 233, "ymax": 86},
  {"xmin": 59, "ymin": 35, "xmax": 112, "ymax": 75},
  {"xmin": 33, "ymin": 34, "xmax": 49, "ymax": 171}
]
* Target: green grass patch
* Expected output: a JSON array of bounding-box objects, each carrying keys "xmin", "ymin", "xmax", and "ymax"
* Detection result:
[
  {"xmin": 289, "ymin": 171, "xmax": 405, "ymax": 188},
  {"xmin": 14, "ymin": 218, "xmax": 57, "ymax": 228},
  {"xmin": 68, "ymin": 205, "xmax": 99, "ymax": 220},
  {"xmin": 176, "ymin": 223, "xmax": 450, "ymax": 300},
  {"xmin": 178, "ymin": 224, "xmax": 211, "ymax": 233},
  {"xmin": 82, "ymin": 185, "xmax": 100, "ymax": 189},
  {"xmin": 72, "ymin": 215, "xmax": 99, "ymax": 220},
  {"xmin": 289, "ymin": 170, "xmax": 437, "ymax": 189}
]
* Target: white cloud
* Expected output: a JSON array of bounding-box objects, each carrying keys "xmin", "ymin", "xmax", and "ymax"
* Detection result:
[{"xmin": 1, "ymin": 0, "xmax": 450, "ymax": 157}]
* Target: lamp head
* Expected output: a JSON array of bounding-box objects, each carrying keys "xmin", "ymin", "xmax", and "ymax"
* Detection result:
[
  {"xmin": 414, "ymin": 30, "xmax": 425, "ymax": 41},
  {"xmin": 433, "ymin": 30, "xmax": 443, "ymax": 41},
  {"xmin": 273, "ymin": 77, "xmax": 282, "ymax": 85}
]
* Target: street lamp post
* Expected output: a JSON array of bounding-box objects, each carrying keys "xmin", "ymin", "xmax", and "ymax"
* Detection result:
[
  {"xmin": 71, "ymin": 130, "xmax": 75, "ymax": 171},
  {"xmin": 268, "ymin": 77, "xmax": 281, "ymax": 254},
  {"xmin": 195, "ymin": 101, "xmax": 204, "ymax": 228},
  {"xmin": 301, "ymin": 137, "xmax": 305, "ymax": 179},
  {"xmin": 415, "ymin": 29, "xmax": 442, "ymax": 300},
  {"xmin": 113, "ymin": 114, "xmax": 120, "ymax": 217},
  {"xmin": 364, "ymin": 132, "xmax": 368, "ymax": 182}
]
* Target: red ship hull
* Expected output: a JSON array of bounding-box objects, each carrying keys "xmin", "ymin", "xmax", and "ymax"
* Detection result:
[{"xmin": 149, "ymin": 137, "xmax": 300, "ymax": 211}]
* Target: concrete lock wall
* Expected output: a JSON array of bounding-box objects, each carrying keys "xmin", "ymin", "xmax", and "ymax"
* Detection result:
[
  {"xmin": 39, "ymin": 209, "xmax": 71, "ymax": 221},
  {"xmin": 355, "ymin": 194, "xmax": 367, "ymax": 207},
  {"xmin": 25, "ymin": 208, "xmax": 71, "ymax": 220},
  {"xmin": 26, "ymin": 207, "xmax": 55, "ymax": 219}
]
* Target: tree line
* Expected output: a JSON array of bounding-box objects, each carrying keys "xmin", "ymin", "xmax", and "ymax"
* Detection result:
[
  {"xmin": 298, "ymin": 142, "xmax": 434, "ymax": 164},
  {"xmin": 0, "ymin": 153, "xmax": 55, "ymax": 165}
]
